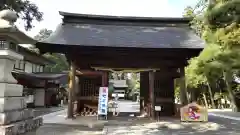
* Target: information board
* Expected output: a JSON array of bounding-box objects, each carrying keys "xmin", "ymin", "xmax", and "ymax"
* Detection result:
[{"xmin": 98, "ymin": 87, "xmax": 109, "ymax": 115}]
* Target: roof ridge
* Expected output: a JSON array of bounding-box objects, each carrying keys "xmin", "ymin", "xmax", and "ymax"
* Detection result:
[{"xmin": 59, "ymin": 11, "xmax": 192, "ymax": 25}]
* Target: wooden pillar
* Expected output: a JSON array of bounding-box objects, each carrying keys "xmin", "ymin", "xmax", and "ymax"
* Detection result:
[
  {"xmin": 140, "ymin": 72, "xmax": 149, "ymax": 115},
  {"xmin": 179, "ymin": 67, "xmax": 189, "ymax": 106},
  {"xmin": 102, "ymin": 72, "xmax": 108, "ymax": 87},
  {"xmin": 149, "ymin": 71, "xmax": 155, "ymax": 119},
  {"xmin": 67, "ymin": 61, "xmax": 76, "ymax": 119}
]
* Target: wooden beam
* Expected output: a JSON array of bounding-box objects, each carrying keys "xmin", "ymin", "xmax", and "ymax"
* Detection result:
[
  {"xmin": 67, "ymin": 61, "xmax": 76, "ymax": 119},
  {"xmin": 149, "ymin": 71, "xmax": 155, "ymax": 119},
  {"xmin": 179, "ymin": 67, "xmax": 189, "ymax": 106},
  {"xmin": 75, "ymin": 59, "xmax": 186, "ymax": 69},
  {"xmin": 69, "ymin": 47, "xmax": 200, "ymax": 60},
  {"xmin": 77, "ymin": 70, "xmax": 104, "ymax": 76},
  {"xmin": 101, "ymin": 72, "xmax": 108, "ymax": 87},
  {"xmin": 140, "ymin": 71, "xmax": 150, "ymax": 116}
]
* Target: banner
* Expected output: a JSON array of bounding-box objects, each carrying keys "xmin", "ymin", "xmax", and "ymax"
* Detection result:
[{"xmin": 98, "ymin": 87, "xmax": 109, "ymax": 115}]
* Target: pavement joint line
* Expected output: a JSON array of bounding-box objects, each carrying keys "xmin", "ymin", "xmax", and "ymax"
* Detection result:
[{"xmin": 209, "ymin": 113, "xmax": 240, "ymax": 121}]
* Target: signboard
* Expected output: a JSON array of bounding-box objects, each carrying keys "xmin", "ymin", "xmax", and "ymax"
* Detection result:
[
  {"xmin": 180, "ymin": 102, "xmax": 208, "ymax": 122},
  {"xmin": 98, "ymin": 87, "xmax": 109, "ymax": 115},
  {"xmin": 155, "ymin": 106, "xmax": 161, "ymax": 111}
]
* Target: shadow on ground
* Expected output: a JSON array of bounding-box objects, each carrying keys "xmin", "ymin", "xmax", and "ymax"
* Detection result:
[
  {"xmin": 23, "ymin": 124, "xmax": 103, "ymax": 135},
  {"xmin": 103, "ymin": 116, "xmax": 240, "ymax": 135},
  {"xmin": 23, "ymin": 115, "xmax": 240, "ymax": 135}
]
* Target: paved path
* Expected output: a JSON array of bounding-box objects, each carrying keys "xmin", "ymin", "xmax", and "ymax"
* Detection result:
[
  {"xmin": 103, "ymin": 115, "xmax": 240, "ymax": 135},
  {"xmin": 33, "ymin": 106, "xmax": 65, "ymax": 117},
  {"xmin": 115, "ymin": 100, "xmax": 140, "ymax": 113},
  {"xmin": 24, "ymin": 102, "xmax": 240, "ymax": 135},
  {"xmin": 209, "ymin": 110, "xmax": 240, "ymax": 121}
]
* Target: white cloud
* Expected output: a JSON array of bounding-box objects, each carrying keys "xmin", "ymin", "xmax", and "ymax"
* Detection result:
[{"xmin": 16, "ymin": 0, "xmax": 195, "ymax": 38}]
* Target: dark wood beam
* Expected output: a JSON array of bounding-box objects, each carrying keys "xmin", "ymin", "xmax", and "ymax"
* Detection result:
[
  {"xmin": 75, "ymin": 59, "xmax": 186, "ymax": 69},
  {"xmin": 149, "ymin": 71, "xmax": 155, "ymax": 119},
  {"xmin": 77, "ymin": 70, "xmax": 104, "ymax": 76},
  {"xmin": 69, "ymin": 47, "xmax": 200, "ymax": 59}
]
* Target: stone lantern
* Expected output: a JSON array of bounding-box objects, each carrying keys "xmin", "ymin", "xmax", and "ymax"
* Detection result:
[{"xmin": 0, "ymin": 10, "xmax": 42, "ymax": 135}]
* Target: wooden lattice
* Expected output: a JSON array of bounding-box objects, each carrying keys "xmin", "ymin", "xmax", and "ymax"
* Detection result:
[{"xmin": 80, "ymin": 104, "xmax": 98, "ymax": 116}]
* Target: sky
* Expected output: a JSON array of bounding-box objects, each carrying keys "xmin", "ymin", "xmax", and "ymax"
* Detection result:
[{"xmin": 16, "ymin": 0, "xmax": 197, "ymax": 38}]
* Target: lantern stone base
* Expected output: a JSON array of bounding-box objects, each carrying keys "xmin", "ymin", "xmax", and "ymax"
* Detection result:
[
  {"xmin": 0, "ymin": 9, "xmax": 43, "ymax": 135},
  {"xmin": 0, "ymin": 97, "xmax": 43, "ymax": 135},
  {"xmin": 0, "ymin": 117, "xmax": 42, "ymax": 135}
]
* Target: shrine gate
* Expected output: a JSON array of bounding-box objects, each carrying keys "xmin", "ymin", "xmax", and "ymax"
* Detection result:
[{"xmin": 35, "ymin": 11, "xmax": 204, "ymax": 119}]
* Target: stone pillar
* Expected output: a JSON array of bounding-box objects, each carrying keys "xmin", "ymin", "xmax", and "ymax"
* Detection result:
[{"xmin": 0, "ymin": 10, "xmax": 42, "ymax": 135}]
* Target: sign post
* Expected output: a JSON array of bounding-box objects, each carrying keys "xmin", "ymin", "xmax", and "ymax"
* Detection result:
[{"xmin": 97, "ymin": 87, "xmax": 109, "ymax": 120}]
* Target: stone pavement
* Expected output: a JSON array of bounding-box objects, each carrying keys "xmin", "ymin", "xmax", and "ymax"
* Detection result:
[
  {"xmin": 33, "ymin": 106, "xmax": 65, "ymax": 117},
  {"xmin": 209, "ymin": 109, "xmax": 240, "ymax": 121},
  {"xmin": 103, "ymin": 115, "xmax": 240, "ymax": 135},
  {"xmin": 22, "ymin": 103, "xmax": 240, "ymax": 135},
  {"xmin": 23, "ymin": 109, "xmax": 105, "ymax": 135},
  {"xmin": 22, "ymin": 110, "xmax": 240, "ymax": 135}
]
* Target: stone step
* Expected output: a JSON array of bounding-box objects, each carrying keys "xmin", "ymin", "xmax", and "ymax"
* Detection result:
[
  {"xmin": 0, "ymin": 97, "xmax": 26, "ymax": 112},
  {"xmin": 0, "ymin": 109, "xmax": 34, "ymax": 125},
  {"xmin": 0, "ymin": 117, "xmax": 43, "ymax": 135}
]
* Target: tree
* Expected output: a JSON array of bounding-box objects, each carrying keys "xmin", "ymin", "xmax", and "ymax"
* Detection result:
[
  {"xmin": 184, "ymin": 0, "xmax": 240, "ymax": 111},
  {"xmin": 34, "ymin": 29, "xmax": 69, "ymax": 72},
  {"xmin": 34, "ymin": 29, "xmax": 52, "ymax": 41},
  {"xmin": 0, "ymin": 0, "xmax": 43, "ymax": 30}
]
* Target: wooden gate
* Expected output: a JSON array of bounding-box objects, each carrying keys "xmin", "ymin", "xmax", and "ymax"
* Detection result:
[
  {"xmin": 154, "ymin": 71, "xmax": 175, "ymax": 117},
  {"xmin": 76, "ymin": 76, "xmax": 102, "ymax": 116}
]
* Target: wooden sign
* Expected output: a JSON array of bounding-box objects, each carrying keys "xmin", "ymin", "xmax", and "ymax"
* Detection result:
[{"xmin": 180, "ymin": 102, "xmax": 208, "ymax": 122}]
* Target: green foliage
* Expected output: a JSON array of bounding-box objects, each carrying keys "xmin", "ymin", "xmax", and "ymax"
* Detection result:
[
  {"xmin": 0, "ymin": 0, "xmax": 43, "ymax": 30},
  {"xmin": 34, "ymin": 29, "xmax": 69, "ymax": 72},
  {"xmin": 34, "ymin": 29, "xmax": 53, "ymax": 41},
  {"xmin": 44, "ymin": 53, "xmax": 69, "ymax": 72},
  {"xmin": 205, "ymin": 0, "xmax": 240, "ymax": 29},
  {"xmin": 126, "ymin": 73, "xmax": 140, "ymax": 95},
  {"xmin": 184, "ymin": 0, "xmax": 240, "ymax": 110}
]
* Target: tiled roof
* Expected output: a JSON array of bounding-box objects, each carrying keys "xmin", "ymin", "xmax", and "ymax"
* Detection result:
[
  {"xmin": 36, "ymin": 12, "xmax": 205, "ymax": 49},
  {"xmin": 42, "ymin": 23, "xmax": 204, "ymax": 49}
]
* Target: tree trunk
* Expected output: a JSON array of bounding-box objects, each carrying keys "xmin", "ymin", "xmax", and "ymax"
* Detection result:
[
  {"xmin": 206, "ymin": 78, "xmax": 216, "ymax": 109},
  {"xmin": 189, "ymin": 89, "xmax": 197, "ymax": 102},
  {"xmin": 202, "ymin": 93, "xmax": 209, "ymax": 108},
  {"xmin": 223, "ymin": 71, "xmax": 240, "ymax": 112}
]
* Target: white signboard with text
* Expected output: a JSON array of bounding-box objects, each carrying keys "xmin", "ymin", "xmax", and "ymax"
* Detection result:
[{"xmin": 98, "ymin": 87, "xmax": 109, "ymax": 115}]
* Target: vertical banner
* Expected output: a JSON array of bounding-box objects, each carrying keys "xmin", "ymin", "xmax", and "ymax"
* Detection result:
[{"xmin": 98, "ymin": 87, "xmax": 109, "ymax": 116}]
